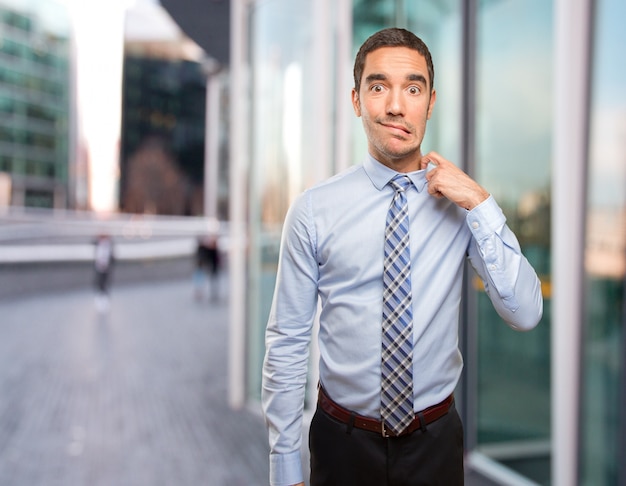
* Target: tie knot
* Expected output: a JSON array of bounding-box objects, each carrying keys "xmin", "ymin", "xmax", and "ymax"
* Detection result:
[{"xmin": 389, "ymin": 175, "xmax": 412, "ymax": 193}]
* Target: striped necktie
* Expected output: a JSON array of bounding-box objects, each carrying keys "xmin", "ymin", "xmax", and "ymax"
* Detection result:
[{"xmin": 381, "ymin": 174, "xmax": 414, "ymax": 435}]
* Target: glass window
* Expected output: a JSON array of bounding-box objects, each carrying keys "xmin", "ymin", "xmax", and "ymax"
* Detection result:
[
  {"xmin": 244, "ymin": 0, "xmax": 463, "ymax": 405},
  {"xmin": 580, "ymin": 0, "xmax": 626, "ymax": 483},
  {"xmin": 0, "ymin": 156, "xmax": 11, "ymax": 172},
  {"xmin": 0, "ymin": 0, "xmax": 71, "ymax": 194},
  {"xmin": 245, "ymin": 0, "xmax": 318, "ymax": 401},
  {"xmin": 243, "ymin": 0, "xmax": 464, "ymax": 407},
  {"xmin": 351, "ymin": 0, "xmax": 462, "ymax": 167},
  {"xmin": 24, "ymin": 189, "xmax": 53, "ymax": 208},
  {"xmin": 475, "ymin": 0, "xmax": 553, "ymax": 483},
  {"xmin": 3, "ymin": 9, "xmax": 31, "ymax": 31}
]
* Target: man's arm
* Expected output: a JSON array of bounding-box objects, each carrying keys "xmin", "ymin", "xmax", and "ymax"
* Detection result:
[
  {"xmin": 465, "ymin": 197, "xmax": 543, "ymax": 330},
  {"xmin": 262, "ymin": 193, "xmax": 320, "ymax": 486},
  {"xmin": 421, "ymin": 152, "xmax": 543, "ymax": 330}
]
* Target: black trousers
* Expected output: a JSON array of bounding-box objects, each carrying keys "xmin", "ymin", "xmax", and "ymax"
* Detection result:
[
  {"xmin": 309, "ymin": 401, "xmax": 464, "ymax": 486},
  {"xmin": 95, "ymin": 270, "xmax": 111, "ymax": 294}
]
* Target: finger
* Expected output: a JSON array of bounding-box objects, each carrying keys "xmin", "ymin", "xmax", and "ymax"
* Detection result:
[
  {"xmin": 425, "ymin": 151, "xmax": 450, "ymax": 169},
  {"xmin": 421, "ymin": 157, "xmax": 438, "ymax": 177},
  {"xmin": 421, "ymin": 150, "xmax": 440, "ymax": 166},
  {"xmin": 426, "ymin": 175, "xmax": 445, "ymax": 198},
  {"xmin": 426, "ymin": 160, "xmax": 438, "ymax": 175},
  {"xmin": 427, "ymin": 180, "xmax": 439, "ymax": 196}
]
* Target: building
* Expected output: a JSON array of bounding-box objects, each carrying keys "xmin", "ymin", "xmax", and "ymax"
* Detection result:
[
  {"xmin": 121, "ymin": 1, "xmax": 228, "ymax": 218},
  {"xmin": 121, "ymin": 54, "xmax": 207, "ymax": 216},
  {"xmin": 224, "ymin": 0, "xmax": 626, "ymax": 485},
  {"xmin": 0, "ymin": 0, "xmax": 227, "ymax": 217},
  {"xmin": 0, "ymin": 0, "xmax": 71, "ymax": 209}
]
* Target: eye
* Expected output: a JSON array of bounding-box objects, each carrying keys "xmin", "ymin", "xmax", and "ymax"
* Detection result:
[
  {"xmin": 370, "ymin": 84, "xmax": 385, "ymax": 93},
  {"xmin": 407, "ymin": 86, "xmax": 421, "ymax": 95}
]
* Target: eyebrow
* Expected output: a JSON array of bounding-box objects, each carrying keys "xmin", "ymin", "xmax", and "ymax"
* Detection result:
[
  {"xmin": 364, "ymin": 73, "xmax": 429, "ymax": 87},
  {"xmin": 364, "ymin": 73, "xmax": 387, "ymax": 84},
  {"xmin": 407, "ymin": 73, "xmax": 428, "ymax": 86}
]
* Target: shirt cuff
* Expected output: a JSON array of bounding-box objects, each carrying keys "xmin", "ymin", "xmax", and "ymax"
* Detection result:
[
  {"xmin": 270, "ymin": 450, "xmax": 304, "ymax": 486},
  {"xmin": 466, "ymin": 195, "xmax": 506, "ymax": 240}
]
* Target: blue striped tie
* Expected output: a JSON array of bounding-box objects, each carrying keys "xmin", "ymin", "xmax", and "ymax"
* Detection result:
[{"xmin": 381, "ymin": 174, "xmax": 414, "ymax": 435}]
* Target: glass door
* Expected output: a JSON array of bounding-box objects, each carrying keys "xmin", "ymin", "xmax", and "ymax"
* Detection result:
[
  {"xmin": 580, "ymin": 0, "xmax": 626, "ymax": 483},
  {"xmin": 472, "ymin": 0, "xmax": 553, "ymax": 483}
]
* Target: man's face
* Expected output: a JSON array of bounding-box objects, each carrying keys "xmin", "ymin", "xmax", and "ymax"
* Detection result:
[{"xmin": 352, "ymin": 46, "xmax": 436, "ymax": 172}]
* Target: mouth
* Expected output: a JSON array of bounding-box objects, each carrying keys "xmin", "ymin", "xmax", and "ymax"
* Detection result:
[{"xmin": 380, "ymin": 122, "xmax": 411, "ymax": 135}]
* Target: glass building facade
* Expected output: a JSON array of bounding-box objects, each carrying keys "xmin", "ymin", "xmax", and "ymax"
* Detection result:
[
  {"xmin": 229, "ymin": 0, "xmax": 626, "ymax": 484},
  {"xmin": 473, "ymin": 1, "xmax": 552, "ymax": 483},
  {"xmin": 0, "ymin": 0, "xmax": 70, "ymax": 208},
  {"xmin": 580, "ymin": 0, "xmax": 625, "ymax": 484},
  {"xmin": 120, "ymin": 55, "xmax": 208, "ymax": 216}
]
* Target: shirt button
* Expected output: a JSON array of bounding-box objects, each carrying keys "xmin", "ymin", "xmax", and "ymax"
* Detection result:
[
  {"xmin": 489, "ymin": 264, "xmax": 497, "ymax": 271},
  {"xmin": 471, "ymin": 221, "xmax": 479, "ymax": 229}
]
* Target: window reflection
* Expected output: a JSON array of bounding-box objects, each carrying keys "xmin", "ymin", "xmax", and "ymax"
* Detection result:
[
  {"xmin": 351, "ymin": 0, "xmax": 462, "ymax": 165},
  {"xmin": 580, "ymin": 0, "xmax": 626, "ymax": 483},
  {"xmin": 475, "ymin": 0, "xmax": 552, "ymax": 483},
  {"xmin": 246, "ymin": 0, "xmax": 316, "ymax": 400},
  {"xmin": 0, "ymin": 1, "xmax": 70, "ymax": 208}
]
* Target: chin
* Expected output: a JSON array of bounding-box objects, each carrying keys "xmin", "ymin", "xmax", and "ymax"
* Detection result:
[{"xmin": 384, "ymin": 146, "xmax": 419, "ymax": 161}]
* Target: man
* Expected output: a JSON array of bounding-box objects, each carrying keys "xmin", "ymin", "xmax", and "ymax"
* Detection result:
[
  {"xmin": 262, "ymin": 28, "xmax": 543, "ymax": 486},
  {"xmin": 93, "ymin": 233, "xmax": 114, "ymax": 313}
]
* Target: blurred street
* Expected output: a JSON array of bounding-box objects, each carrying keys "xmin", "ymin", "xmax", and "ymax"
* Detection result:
[
  {"xmin": 0, "ymin": 269, "xmax": 270, "ymax": 486},
  {"xmin": 0, "ymin": 260, "xmax": 496, "ymax": 486}
]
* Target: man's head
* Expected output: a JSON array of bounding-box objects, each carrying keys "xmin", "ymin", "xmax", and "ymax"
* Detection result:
[
  {"xmin": 353, "ymin": 28, "xmax": 434, "ymax": 95},
  {"xmin": 351, "ymin": 28, "xmax": 437, "ymax": 172}
]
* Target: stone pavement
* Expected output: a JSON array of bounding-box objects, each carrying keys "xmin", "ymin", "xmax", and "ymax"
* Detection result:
[
  {"xmin": 0, "ymin": 267, "xmax": 496, "ymax": 486},
  {"xmin": 0, "ymin": 276, "xmax": 269, "ymax": 486}
]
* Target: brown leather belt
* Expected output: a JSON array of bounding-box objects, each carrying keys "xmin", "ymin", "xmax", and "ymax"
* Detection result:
[{"xmin": 318, "ymin": 386, "xmax": 454, "ymax": 438}]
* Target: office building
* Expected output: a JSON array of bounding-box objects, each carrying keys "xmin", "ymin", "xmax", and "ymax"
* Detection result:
[
  {"xmin": 121, "ymin": 55, "xmax": 207, "ymax": 215},
  {"xmin": 121, "ymin": 1, "xmax": 225, "ymax": 217},
  {"xmin": 226, "ymin": 1, "xmax": 625, "ymax": 484},
  {"xmin": 0, "ymin": 0, "xmax": 71, "ymax": 208}
]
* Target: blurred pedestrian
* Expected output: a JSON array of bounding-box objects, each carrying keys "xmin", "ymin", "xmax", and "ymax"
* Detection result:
[
  {"xmin": 93, "ymin": 234, "xmax": 114, "ymax": 312},
  {"xmin": 193, "ymin": 234, "xmax": 220, "ymax": 301},
  {"xmin": 261, "ymin": 28, "xmax": 543, "ymax": 486},
  {"xmin": 204, "ymin": 235, "xmax": 220, "ymax": 300}
]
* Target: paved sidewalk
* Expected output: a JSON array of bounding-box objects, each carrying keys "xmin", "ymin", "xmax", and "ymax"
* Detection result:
[
  {"xmin": 0, "ymin": 277, "xmax": 269, "ymax": 486},
  {"xmin": 0, "ymin": 268, "xmax": 497, "ymax": 486}
]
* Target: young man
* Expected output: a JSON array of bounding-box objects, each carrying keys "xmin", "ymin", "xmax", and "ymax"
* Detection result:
[{"xmin": 262, "ymin": 28, "xmax": 543, "ymax": 486}]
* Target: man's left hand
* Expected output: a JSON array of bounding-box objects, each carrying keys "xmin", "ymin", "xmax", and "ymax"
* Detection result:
[{"xmin": 421, "ymin": 151, "xmax": 489, "ymax": 210}]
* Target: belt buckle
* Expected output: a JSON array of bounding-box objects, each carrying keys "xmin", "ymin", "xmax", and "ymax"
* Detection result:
[{"xmin": 381, "ymin": 422, "xmax": 391, "ymax": 438}]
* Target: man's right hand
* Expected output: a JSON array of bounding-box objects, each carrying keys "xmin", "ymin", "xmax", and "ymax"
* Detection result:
[{"xmin": 421, "ymin": 151, "xmax": 489, "ymax": 210}]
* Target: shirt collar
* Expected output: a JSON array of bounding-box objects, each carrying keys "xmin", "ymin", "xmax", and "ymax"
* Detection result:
[{"xmin": 363, "ymin": 153, "xmax": 428, "ymax": 193}]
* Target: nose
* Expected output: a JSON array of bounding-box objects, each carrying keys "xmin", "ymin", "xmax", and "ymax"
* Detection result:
[{"xmin": 386, "ymin": 88, "xmax": 405, "ymax": 116}]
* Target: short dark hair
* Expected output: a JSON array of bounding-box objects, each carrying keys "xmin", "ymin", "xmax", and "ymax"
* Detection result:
[{"xmin": 353, "ymin": 28, "xmax": 435, "ymax": 95}]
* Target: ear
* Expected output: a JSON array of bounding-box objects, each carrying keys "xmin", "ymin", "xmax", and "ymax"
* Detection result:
[
  {"xmin": 427, "ymin": 89, "xmax": 437, "ymax": 119},
  {"xmin": 351, "ymin": 88, "xmax": 361, "ymax": 117}
]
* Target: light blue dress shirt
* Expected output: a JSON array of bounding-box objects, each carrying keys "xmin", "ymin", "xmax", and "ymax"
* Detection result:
[{"xmin": 262, "ymin": 154, "xmax": 543, "ymax": 486}]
